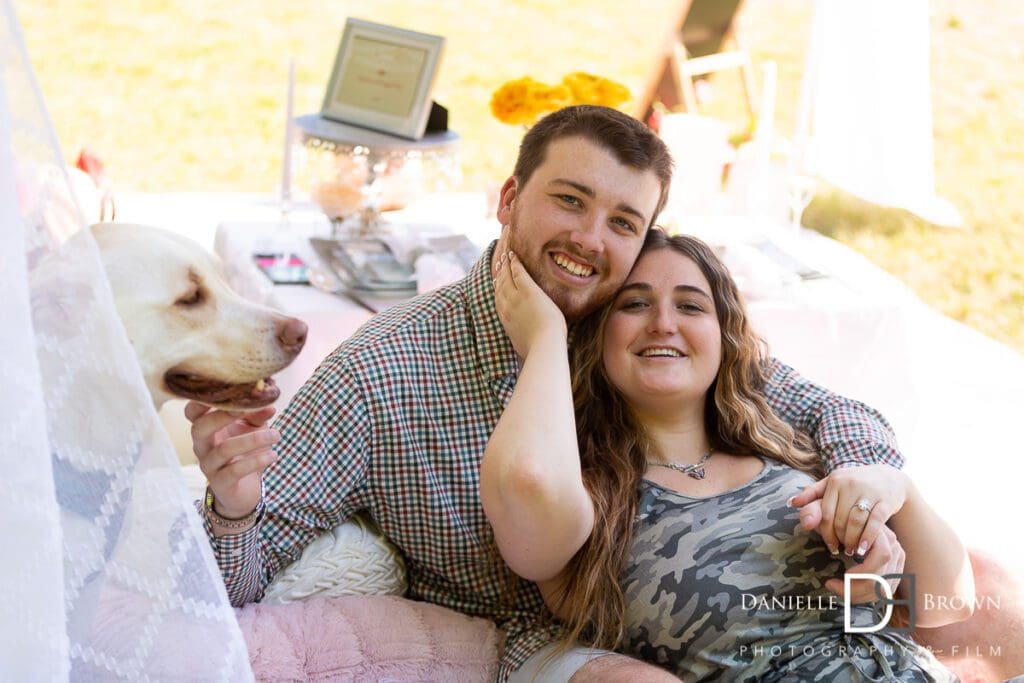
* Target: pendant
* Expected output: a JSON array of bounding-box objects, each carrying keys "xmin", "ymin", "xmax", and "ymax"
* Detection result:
[{"xmin": 647, "ymin": 449, "xmax": 715, "ymax": 480}]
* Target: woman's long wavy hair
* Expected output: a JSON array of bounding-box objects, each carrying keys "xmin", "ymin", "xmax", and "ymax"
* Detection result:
[{"xmin": 549, "ymin": 230, "xmax": 823, "ymax": 652}]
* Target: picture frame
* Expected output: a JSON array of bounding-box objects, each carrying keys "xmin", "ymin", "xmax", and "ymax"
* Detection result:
[{"xmin": 321, "ymin": 18, "xmax": 445, "ymax": 140}]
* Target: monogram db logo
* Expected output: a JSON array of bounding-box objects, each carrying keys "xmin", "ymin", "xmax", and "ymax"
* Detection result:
[{"xmin": 843, "ymin": 573, "xmax": 916, "ymax": 634}]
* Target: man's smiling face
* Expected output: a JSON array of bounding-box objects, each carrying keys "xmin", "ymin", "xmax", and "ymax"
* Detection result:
[{"xmin": 496, "ymin": 135, "xmax": 663, "ymax": 322}]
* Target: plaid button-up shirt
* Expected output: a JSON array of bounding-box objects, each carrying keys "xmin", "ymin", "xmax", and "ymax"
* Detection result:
[{"xmin": 205, "ymin": 242, "xmax": 903, "ymax": 681}]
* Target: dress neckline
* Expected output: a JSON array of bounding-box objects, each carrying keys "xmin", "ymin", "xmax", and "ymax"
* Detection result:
[{"xmin": 640, "ymin": 456, "xmax": 775, "ymax": 501}]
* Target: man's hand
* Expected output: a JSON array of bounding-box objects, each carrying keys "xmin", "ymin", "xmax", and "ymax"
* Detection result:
[
  {"xmin": 186, "ymin": 401, "xmax": 278, "ymax": 520},
  {"xmin": 798, "ymin": 498, "xmax": 906, "ymax": 603},
  {"xmin": 790, "ymin": 464, "xmax": 908, "ymax": 557}
]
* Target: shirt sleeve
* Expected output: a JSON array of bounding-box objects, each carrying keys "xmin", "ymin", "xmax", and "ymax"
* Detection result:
[
  {"xmin": 202, "ymin": 351, "xmax": 374, "ymax": 606},
  {"xmin": 762, "ymin": 357, "xmax": 905, "ymax": 473}
]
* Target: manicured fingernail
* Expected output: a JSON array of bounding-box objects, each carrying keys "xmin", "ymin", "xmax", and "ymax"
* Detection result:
[
  {"xmin": 857, "ymin": 543, "xmax": 869, "ymax": 556},
  {"xmin": 829, "ymin": 546, "xmax": 839, "ymax": 555},
  {"xmin": 786, "ymin": 496, "xmax": 795, "ymax": 507}
]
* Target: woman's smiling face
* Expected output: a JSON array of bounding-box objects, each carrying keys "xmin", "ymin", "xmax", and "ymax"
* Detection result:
[{"xmin": 602, "ymin": 248, "xmax": 722, "ymax": 412}]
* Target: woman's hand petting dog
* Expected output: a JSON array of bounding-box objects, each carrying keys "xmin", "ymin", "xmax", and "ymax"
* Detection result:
[{"xmin": 186, "ymin": 401, "xmax": 278, "ymax": 529}]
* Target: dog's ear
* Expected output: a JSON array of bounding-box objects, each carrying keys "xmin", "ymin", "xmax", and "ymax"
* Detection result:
[
  {"xmin": 29, "ymin": 230, "xmax": 152, "ymax": 412},
  {"xmin": 29, "ymin": 234, "xmax": 97, "ymax": 338}
]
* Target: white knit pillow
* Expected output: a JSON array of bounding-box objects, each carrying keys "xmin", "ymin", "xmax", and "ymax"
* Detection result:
[
  {"xmin": 180, "ymin": 464, "xmax": 406, "ymax": 602},
  {"xmin": 263, "ymin": 514, "xmax": 406, "ymax": 603}
]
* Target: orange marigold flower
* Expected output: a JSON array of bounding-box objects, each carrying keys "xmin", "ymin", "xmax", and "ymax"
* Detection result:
[
  {"xmin": 490, "ymin": 77, "xmax": 566, "ymax": 125},
  {"xmin": 562, "ymin": 72, "xmax": 630, "ymax": 108},
  {"xmin": 491, "ymin": 73, "xmax": 628, "ymax": 127}
]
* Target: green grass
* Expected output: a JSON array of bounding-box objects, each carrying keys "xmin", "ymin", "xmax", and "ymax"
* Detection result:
[{"xmin": 18, "ymin": 0, "xmax": 1024, "ymax": 353}]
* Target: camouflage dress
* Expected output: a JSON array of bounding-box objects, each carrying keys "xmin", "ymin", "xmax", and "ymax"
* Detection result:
[{"xmin": 620, "ymin": 458, "xmax": 957, "ymax": 682}]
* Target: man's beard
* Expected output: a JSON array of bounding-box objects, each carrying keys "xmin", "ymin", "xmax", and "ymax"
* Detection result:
[{"xmin": 504, "ymin": 211, "xmax": 615, "ymax": 323}]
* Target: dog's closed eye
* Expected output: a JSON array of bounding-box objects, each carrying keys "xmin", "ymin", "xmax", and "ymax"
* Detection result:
[{"xmin": 175, "ymin": 287, "xmax": 204, "ymax": 307}]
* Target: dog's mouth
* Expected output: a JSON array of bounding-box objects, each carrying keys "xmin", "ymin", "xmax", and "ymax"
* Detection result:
[{"xmin": 164, "ymin": 371, "xmax": 280, "ymax": 409}]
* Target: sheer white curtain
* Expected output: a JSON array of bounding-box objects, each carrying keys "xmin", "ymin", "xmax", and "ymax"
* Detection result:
[
  {"xmin": 797, "ymin": 0, "xmax": 962, "ymax": 227},
  {"xmin": 0, "ymin": 4, "xmax": 252, "ymax": 680}
]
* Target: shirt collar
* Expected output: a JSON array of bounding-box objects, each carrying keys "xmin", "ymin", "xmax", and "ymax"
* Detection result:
[{"xmin": 465, "ymin": 240, "xmax": 518, "ymax": 383}]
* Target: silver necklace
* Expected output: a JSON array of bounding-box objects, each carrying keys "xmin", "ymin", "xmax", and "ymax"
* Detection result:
[{"xmin": 646, "ymin": 448, "xmax": 714, "ymax": 480}]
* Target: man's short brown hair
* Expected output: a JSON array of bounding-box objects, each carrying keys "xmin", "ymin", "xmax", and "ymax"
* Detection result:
[{"xmin": 512, "ymin": 105, "xmax": 674, "ymax": 228}]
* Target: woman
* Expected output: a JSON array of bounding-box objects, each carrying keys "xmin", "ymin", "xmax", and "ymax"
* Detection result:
[{"xmin": 482, "ymin": 231, "xmax": 973, "ymax": 680}]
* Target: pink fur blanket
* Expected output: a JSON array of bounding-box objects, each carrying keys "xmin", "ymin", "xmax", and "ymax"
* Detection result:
[{"xmin": 236, "ymin": 595, "xmax": 501, "ymax": 682}]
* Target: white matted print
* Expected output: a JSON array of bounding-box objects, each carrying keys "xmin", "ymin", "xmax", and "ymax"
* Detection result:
[{"xmin": 321, "ymin": 18, "xmax": 445, "ymax": 140}]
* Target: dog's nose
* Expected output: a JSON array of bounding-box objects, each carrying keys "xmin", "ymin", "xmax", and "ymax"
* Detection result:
[{"xmin": 277, "ymin": 317, "xmax": 308, "ymax": 355}]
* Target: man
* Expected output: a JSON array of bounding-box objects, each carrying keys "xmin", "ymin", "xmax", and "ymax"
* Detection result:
[{"xmin": 189, "ymin": 105, "xmax": 905, "ymax": 682}]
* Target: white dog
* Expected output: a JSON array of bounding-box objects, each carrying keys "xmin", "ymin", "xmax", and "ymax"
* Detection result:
[
  {"xmin": 91, "ymin": 222, "xmax": 307, "ymax": 410},
  {"xmin": 88, "ymin": 223, "xmax": 407, "ymax": 604}
]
